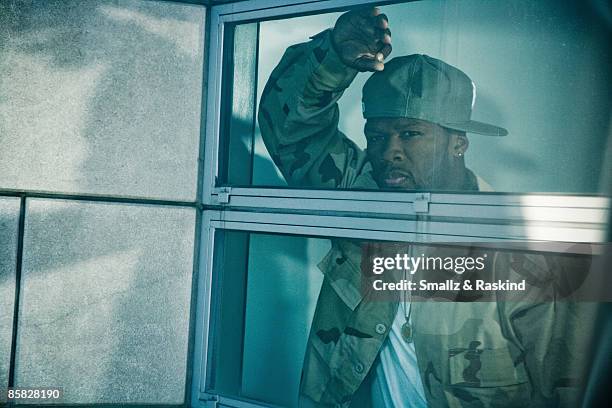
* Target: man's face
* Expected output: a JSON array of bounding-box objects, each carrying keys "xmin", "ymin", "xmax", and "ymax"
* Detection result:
[{"xmin": 365, "ymin": 117, "xmax": 459, "ymax": 190}]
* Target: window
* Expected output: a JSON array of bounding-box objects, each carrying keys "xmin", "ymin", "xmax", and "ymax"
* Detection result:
[
  {"xmin": 212, "ymin": 0, "xmax": 611, "ymax": 194},
  {"xmin": 3, "ymin": 1, "xmax": 607, "ymax": 407},
  {"xmin": 194, "ymin": 1, "xmax": 611, "ymax": 407},
  {"xmin": 197, "ymin": 217, "xmax": 606, "ymax": 407},
  {"xmin": 206, "ymin": 230, "xmax": 326, "ymax": 407}
]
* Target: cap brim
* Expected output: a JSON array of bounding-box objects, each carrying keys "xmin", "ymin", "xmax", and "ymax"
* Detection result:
[{"xmin": 441, "ymin": 120, "xmax": 508, "ymax": 136}]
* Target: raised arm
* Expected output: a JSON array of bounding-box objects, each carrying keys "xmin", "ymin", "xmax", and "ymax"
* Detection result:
[{"xmin": 257, "ymin": 7, "xmax": 391, "ymax": 188}]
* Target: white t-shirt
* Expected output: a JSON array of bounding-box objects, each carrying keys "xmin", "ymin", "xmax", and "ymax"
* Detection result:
[{"xmin": 371, "ymin": 302, "xmax": 428, "ymax": 408}]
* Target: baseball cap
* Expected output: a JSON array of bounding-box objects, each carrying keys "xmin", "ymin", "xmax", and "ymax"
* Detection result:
[{"xmin": 362, "ymin": 54, "xmax": 508, "ymax": 136}]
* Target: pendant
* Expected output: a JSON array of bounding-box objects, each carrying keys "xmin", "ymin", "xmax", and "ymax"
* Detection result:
[{"xmin": 401, "ymin": 321, "xmax": 413, "ymax": 343}]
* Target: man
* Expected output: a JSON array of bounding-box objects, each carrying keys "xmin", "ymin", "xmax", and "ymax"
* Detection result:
[{"xmin": 259, "ymin": 7, "xmax": 590, "ymax": 407}]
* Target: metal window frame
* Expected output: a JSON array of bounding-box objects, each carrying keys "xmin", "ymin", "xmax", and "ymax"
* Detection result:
[
  {"xmin": 208, "ymin": 210, "xmax": 609, "ymax": 245},
  {"xmin": 192, "ymin": 208, "xmax": 611, "ymax": 406},
  {"xmin": 201, "ymin": 0, "xmax": 611, "ymax": 231},
  {"xmin": 192, "ymin": 207, "xmax": 608, "ymax": 407},
  {"xmin": 194, "ymin": 0, "xmax": 612, "ymax": 406}
]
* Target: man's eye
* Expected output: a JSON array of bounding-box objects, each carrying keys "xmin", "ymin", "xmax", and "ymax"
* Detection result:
[
  {"xmin": 401, "ymin": 131, "xmax": 422, "ymax": 138},
  {"xmin": 368, "ymin": 135, "xmax": 385, "ymax": 143}
]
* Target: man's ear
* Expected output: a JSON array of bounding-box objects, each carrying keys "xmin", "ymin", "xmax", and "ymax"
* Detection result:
[{"xmin": 450, "ymin": 132, "xmax": 469, "ymax": 157}]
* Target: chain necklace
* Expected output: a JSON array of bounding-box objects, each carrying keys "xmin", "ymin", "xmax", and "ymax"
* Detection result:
[{"xmin": 401, "ymin": 251, "xmax": 414, "ymax": 343}]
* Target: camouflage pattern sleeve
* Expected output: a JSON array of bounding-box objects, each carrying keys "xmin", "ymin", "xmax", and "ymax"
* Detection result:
[{"xmin": 258, "ymin": 30, "xmax": 372, "ymax": 188}]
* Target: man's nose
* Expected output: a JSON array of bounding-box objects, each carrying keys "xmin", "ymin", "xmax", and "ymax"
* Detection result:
[{"xmin": 383, "ymin": 134, "xmax": 406, "ymax": 162}]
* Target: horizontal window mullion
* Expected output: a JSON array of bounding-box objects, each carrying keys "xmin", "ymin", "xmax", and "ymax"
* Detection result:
[
  {"xmin": 218, "ymin": 394, "xmax": 282, "ymax": 408},
  {"xmin": 212, "ymin": 187, "xmax": 611, "ymax": 209},
  {"xmin": 208, "ymin": 194, "xmax": 609, "ymax": 225},
  {"xmin": 206, "ymin": 210, "xmax": 608, "ymax": 244},
  {"xmin": 427, "ymin": 203, "xmax": 608, "ymax": 224},
  {"xmin": 214, "ymin": 187, "xmax": 610, "ymax": 208}
]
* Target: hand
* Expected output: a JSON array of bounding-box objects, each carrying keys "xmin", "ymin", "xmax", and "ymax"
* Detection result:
[{"xmin": 331, "ymin": 7, "xmax": 392, "ymax": 72}]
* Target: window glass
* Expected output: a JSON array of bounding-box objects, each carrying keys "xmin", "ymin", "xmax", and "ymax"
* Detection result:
[
  {"xmin": 207, "ymin": 231, "xmax": 327, "ymax": 406},
  {"xmin": 15, "ymin": 199, "xmax": 195, "ymax": 404},
  {"xmin": 0, "ymin": 0, "xmax": 204, "ymax": 201},
  {"xmin": 207, "ymin": 229, "xmax": 605, "ymax": 407},
  {"xmin": 223, "ymin": 0, "xmax": 611, "ymax": 194},
  {"xmin": 0, "ymin": 197, "xmax": 20, "ymax": 404}
]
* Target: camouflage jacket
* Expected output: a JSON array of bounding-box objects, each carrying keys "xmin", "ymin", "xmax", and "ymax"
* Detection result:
[{"xmin": 258, "ymin": 30, "xmax": 592, "ymax": 408}]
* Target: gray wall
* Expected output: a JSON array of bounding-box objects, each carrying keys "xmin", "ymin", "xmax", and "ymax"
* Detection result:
[
  {"xmin": 0, "ymin": 0, "xmax": 205, "ymax": 200},
  {"xmin": 0, "ymin": 0, "xmax": 204, "ymax": 404},
  {"xmin": 0, "ymin": 198, "xmax": 20, "ymax": 405},
  {"xmin": 15, "ymin": 200, "xmax": 196, "ymax": 404}
]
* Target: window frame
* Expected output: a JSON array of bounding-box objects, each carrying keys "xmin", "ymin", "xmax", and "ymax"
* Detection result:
[
  {"xmin": 193, "ymin": 210, "xmax": 607, "ymax": 407},
  {"xmin": 200, "ymin": 0, "xmax": 611, "ymax": 231},
  {"xmin": 193, "ymin": 0, "xmax": 612, "ymax": 406}
]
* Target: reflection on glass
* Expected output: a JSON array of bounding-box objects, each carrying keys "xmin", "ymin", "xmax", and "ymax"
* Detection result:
[
  {"xmin": 15, "ymin": 199, "xmax": 195, "ymax": 404},
  {"xmin": 207, "ymin": 231, "xmax": 327, "ymax": 406},
  {"xmin": 208, "ymin": 230, "xmax": 604, "ymax": 407},
  {"xmin": 224, "ymin": 0, "xmax": 611, "ymax": 194},
  {"xmin": 0, "ymin": 0, "xmax": 204, "ymax": 200},
  {"xmin": 0, "ymin": 197, "xmax": 21, "ymax": 404}
]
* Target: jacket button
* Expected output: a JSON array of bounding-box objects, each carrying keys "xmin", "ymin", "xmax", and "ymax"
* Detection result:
[
  {"xmin": 354, "ymin": 363, "xmax": 364, "ymax": 374},
  {"xmin": 375, "ymin": 323, "xmax": 387, "ymax": 334}
]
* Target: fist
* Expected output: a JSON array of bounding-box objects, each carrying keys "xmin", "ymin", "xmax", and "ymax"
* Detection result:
[{"xmin": 331, "ymin": 7, "xmax": 392, "ymax": 72}]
